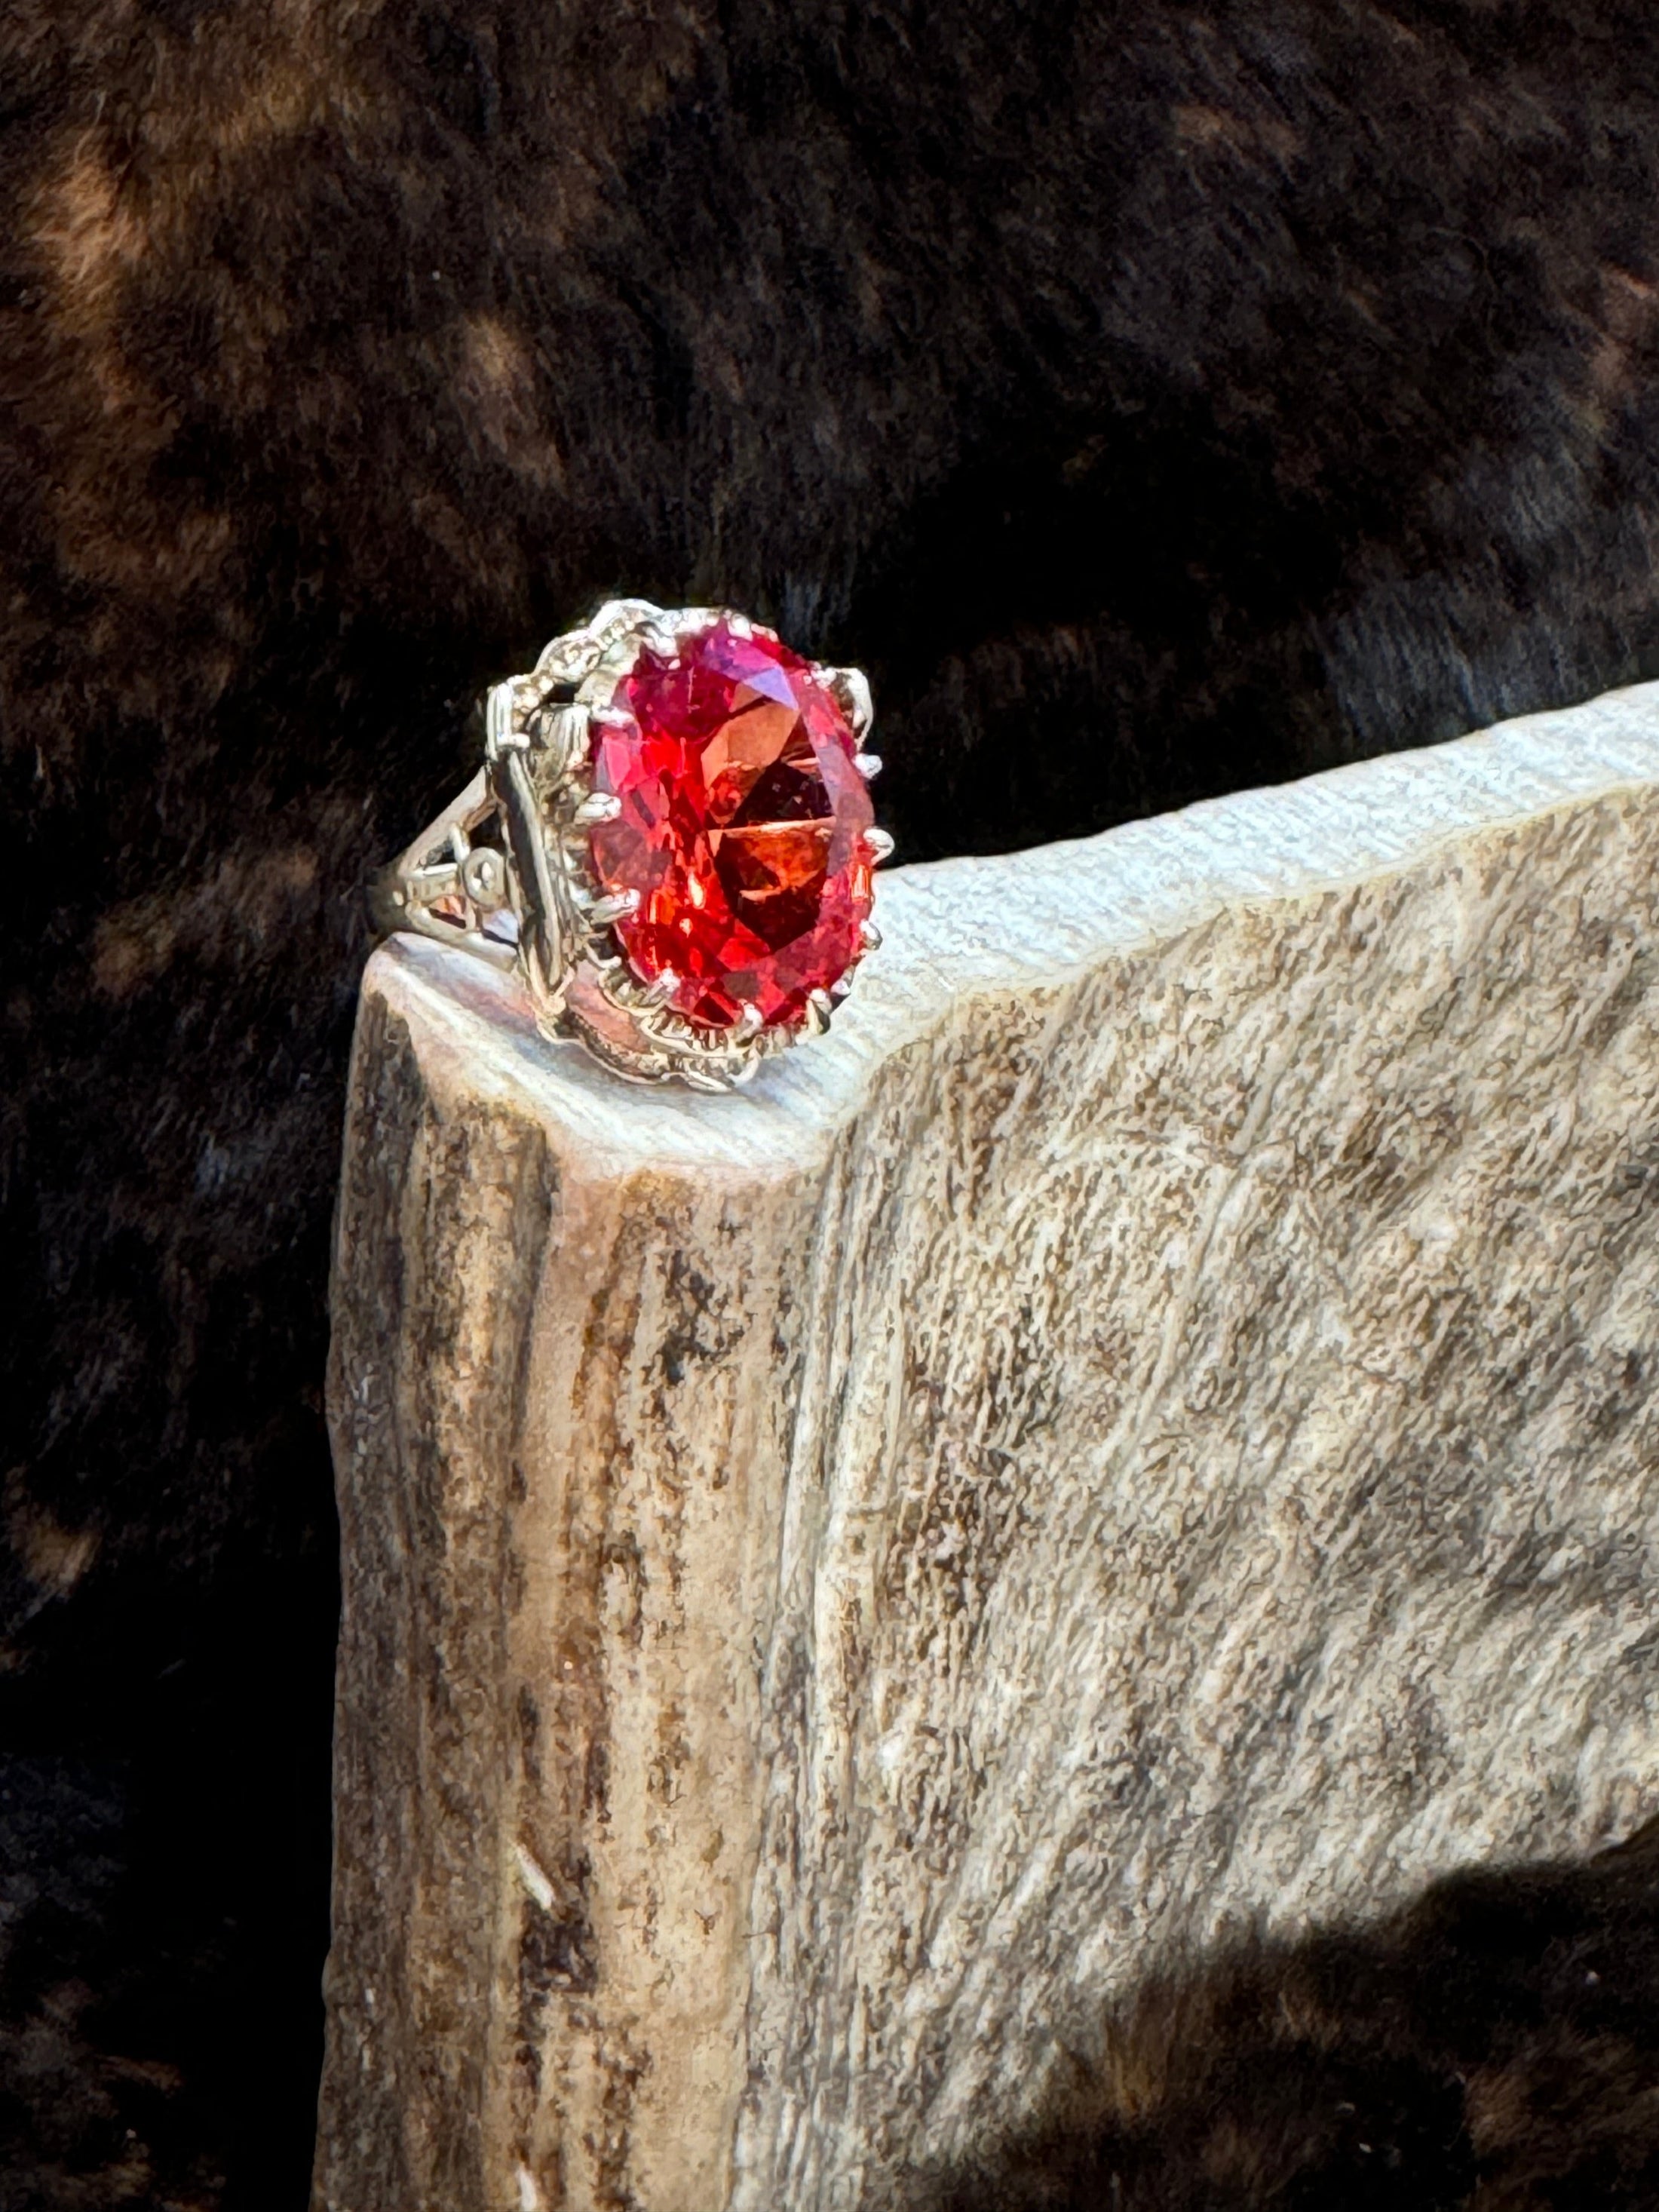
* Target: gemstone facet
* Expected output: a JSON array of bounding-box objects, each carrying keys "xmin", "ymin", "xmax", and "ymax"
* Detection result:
[{"xmin": 587, "ymin": 618, "xmax": 876, "ymax": 1029}]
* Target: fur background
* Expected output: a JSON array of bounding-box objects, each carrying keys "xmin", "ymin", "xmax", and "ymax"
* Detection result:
[
  {"xmin": 937, "ymin": 1817, "xmax": 1659, "ymax": 2210},
  {"xmin": 5, "ymin": 0, "xmax": 1659, "ymax": 2201}
]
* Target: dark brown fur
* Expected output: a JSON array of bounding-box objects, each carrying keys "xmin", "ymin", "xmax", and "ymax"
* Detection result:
[
  {"xmin": 7, "ymin": 0, "xmax": 1659, "ymax": 2198},
  {"xmin": 935, "ymin": 1817, "xmax": 1659, "ymax": 2212}
]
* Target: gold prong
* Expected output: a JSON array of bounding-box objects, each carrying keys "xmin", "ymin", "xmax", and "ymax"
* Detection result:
[
  {"xmin": 803, "ymin": 988, "xmax": 834, "ymax": 1035},
  {"xmin": 830, "ymin": 974, "xmax": 854, "ymax": 1001},
  {"xmin": 859, "ymin": 917, "xmax": 883, "ymax": 951},
  {"xmin": 865, "ymin": 827, "xmax": 894, "ymax": 864}
]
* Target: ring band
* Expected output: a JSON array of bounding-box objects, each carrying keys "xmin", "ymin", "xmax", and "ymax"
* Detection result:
[{"xmin": 373, "ymin": 599, "xmax": 891, "ymax": 1088}]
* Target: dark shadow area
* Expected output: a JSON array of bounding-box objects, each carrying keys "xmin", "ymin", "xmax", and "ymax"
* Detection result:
[
  {"xmin": 0, "ymin": 1560, "xmax": 336, "ymax": 2210},
  {"xmin": 929, "ymin": 1817, "xmax": 1659, "ymax": 2212}
]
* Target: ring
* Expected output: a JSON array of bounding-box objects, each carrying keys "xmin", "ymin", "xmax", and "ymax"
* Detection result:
[{"xmin": 372, "ymin": 598, "xmax": 892, "ymax": 1088}]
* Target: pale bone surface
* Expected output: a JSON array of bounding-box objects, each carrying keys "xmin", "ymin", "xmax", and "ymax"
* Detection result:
[{"xmin": 314, "ymin": 686, "xmax": 1659, "ymax": 2212}]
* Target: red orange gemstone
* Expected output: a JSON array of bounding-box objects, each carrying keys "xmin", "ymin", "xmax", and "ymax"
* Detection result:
[{"xmin": 587, "ymin": 617, "xmax": 876, "ymax": 1029}]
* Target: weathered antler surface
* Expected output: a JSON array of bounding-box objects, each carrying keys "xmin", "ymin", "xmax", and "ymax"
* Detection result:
[{"xmin": 314, "ymin": 689, "xmax": 1659, "ymax": 2212}]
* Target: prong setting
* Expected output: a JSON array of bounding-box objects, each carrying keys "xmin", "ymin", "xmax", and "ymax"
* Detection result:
[
  {"xmin": 586, "ymin": 888, "xmax": 642, "ymax": 927},
  {"xmin": 573, "ymin": 790, "xmax": 623, "ymax": 826},
  {"xmin": 825, "ymin": 665, "xmax": 874, "ymax": 738},
  {"xmin": 379, "ymin": 597, "xmax": 887, "ymax": 1088},
  {"xmin": 635, "ymin": 967, "xmax": 680, "ymax": 1009}
]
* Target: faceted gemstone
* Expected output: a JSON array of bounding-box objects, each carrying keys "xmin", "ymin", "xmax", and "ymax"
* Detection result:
[{"xmin": 587, "ymin": 617, "xmax": 876, "ymax": 1029}]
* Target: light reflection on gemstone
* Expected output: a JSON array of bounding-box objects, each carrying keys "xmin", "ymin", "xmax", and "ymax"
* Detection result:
[{"xmin": 587, "ymin": 618, "xmax": 876, "ymax": 1029}]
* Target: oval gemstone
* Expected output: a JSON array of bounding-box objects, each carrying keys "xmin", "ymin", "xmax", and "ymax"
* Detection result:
[{"xmin": 587, "ymin": 617, "xmax": 876, "ymax": 1029}]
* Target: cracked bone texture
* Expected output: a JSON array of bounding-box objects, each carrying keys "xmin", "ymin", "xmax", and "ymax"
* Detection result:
[{"xmin": 314, "ymin": 686, "xmax": 1659, "ymax": 2212}]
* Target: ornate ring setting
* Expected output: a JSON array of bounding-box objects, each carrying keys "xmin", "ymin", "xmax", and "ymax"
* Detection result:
[{"xmin": 372, "ymin": 598, "xmax": 891, "ymax": 1088}]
